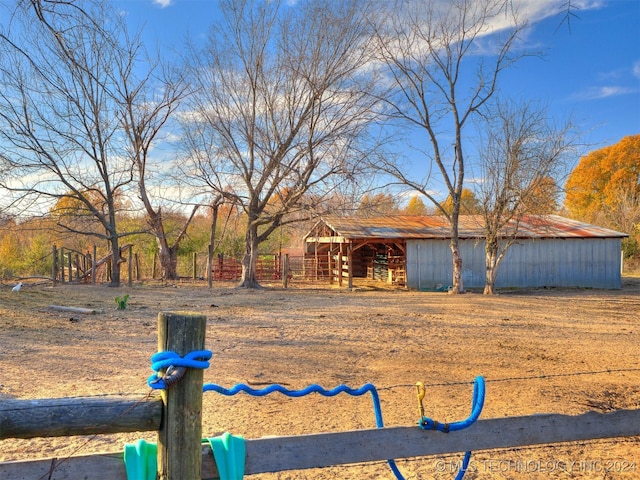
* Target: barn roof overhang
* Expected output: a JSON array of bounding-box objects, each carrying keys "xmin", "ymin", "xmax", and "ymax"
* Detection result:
[{"xmin": 304, "ymin": 214, "xmax": 628, "ymax": 243}]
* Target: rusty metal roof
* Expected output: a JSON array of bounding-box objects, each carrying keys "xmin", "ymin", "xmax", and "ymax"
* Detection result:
[{"xmin": 312, "ymin": 215, "xmax": 627, "ymax": 240}]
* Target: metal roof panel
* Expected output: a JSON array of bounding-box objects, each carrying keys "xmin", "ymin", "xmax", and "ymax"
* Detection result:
[{"xmin": 315, "ymin": 215, "xmax": 627, "ymax": 240}]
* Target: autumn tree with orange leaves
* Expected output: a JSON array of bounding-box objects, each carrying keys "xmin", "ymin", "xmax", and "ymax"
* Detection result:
[{"xmin": 564, "ymin": 135, "xmax": 640, "ymax": 257}]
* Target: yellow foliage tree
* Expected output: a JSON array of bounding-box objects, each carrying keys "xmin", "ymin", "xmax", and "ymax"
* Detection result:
[
  {"xmin": 358, "ymin": 192, "xmax": 400, "ymax": 217},
  {"xmin": 403, "ymin": 195, "xmax": 429, "ymax": 215},
  {"xmin": 522, "ymin": 176, "xmax": 560, "ymax": 214},
  {"xmin": 564, "ymin": 135, "xmax": 640, "ymax": 228},
  {"xmin": 439, "ymin": 189, "xmax": 482, "ymax": 215}
]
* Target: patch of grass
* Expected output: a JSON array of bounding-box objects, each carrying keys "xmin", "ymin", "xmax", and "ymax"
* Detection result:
[{"xmin": 115, "ymin": 294, "xmax": 130, "ymax": 310}]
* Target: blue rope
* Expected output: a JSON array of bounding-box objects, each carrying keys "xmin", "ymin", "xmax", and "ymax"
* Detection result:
[
  {"xmin": 418, "ymin": 376, "xmax": 485, "ymax": 480},
  {"xmin": 203, "ymin": 382, "xmax": 404, "ymax": 478},
  {"xmin": 418, "ymin": 376, "xmax": 485, "ymax": 431},
  {"xmin": 147, "ymin": 350, "xmax": 212, "ymax": 389},
  {"xmin": 147, "ymin": 351, "xmax": 484, "ymax": 480}
]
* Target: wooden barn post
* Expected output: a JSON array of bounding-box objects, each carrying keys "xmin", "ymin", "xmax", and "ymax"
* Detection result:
[
  {"xmin": 338, "ymin": 242, "xmax": 343, "ymax": 287},
  {"xmin": 157, "ymin": 312, "xmax": 207, "ymax": 480},
  {"xmin": 328, "ymin": 244, "xmax": 333, "ymax": 285},
  {"xmin": 347, "ymin": 241, "xmax": 353, "ymax": 289}
]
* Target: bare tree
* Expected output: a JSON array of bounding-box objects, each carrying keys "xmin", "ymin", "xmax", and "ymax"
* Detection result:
[
  {"xmin": 0, "ymin": 0, "xmax": 138, "ymax": 285},
  {"xmin": 115, "ymin": 43, "xmax": 192, "ymax": 280},
  {"xmin": 181, "ymin": 0, "xmax": 384, "ymax": 288},
  {"xmin": 0, "ymin": 1, "xmax": 191, "ymax": 284},
  {"xmin": 477, "ymin": 100, "xmax": 576, "ymax": 294},
  {"xmin": 370, "ymin": 0, "xmax": 528, "ymax": 293}
]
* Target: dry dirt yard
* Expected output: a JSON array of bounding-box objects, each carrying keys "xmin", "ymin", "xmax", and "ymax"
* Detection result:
[{"xmin": 1, "ymin": 277, "xmax": 639, "ymax": 479}]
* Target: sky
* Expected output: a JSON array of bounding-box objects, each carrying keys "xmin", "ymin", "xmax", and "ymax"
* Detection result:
[
  {"xmin": 114, "ymin": 0, "xmax": 640, "ymax": 200},
  {"xmin": 116, "ymin": 0, "xmax": 640, "ymax": 148}
]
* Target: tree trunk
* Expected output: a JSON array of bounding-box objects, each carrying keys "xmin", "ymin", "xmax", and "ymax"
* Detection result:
[
  {"xmin": 484, "ymin": 235, "xmax": 500, "ymax": 295},
  {"xmin": 450, "ymin": 240, "xmax": 464, "ymax": 294},
  {"xmin": 108, "ymin": 237, "xmax": 121, "ymax": 287},
  {"xmin": 239, "ymin": 222, "xmax": 261, "ymax": 288},
  {"xmin": 449, "ymin": 204, "xmax": 464, "ymax": 294},
  {"xmin": 208, "ymin": 202, "xmax": 220, "ymax": 288},
  {"xmin": 158, "ymin": 243, "xmax": 179, "ymax": 280}
]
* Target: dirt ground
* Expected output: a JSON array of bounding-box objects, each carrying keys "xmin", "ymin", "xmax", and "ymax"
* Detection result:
[{"xmin": 1, "ymin": 277, "xmax": 639, "ymax": 479}]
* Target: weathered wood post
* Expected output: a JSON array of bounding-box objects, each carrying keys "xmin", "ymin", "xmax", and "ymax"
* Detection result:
[
  {"xmin": 192, "ymin": 252, "xmax": 197, "ymax": 280},
  {"xmin": 60, "ymin": 247, "xmax": 65, "ymax": 282},
  {"xmin": 347, "ymin": 241, "xmax": 353, "ymax": 289},
  {"xmin": 282, "ymin": 254, "xmax": 289, "ymax": 289},
  {"xmin": 52, "ymin": 244, "xmax": 58, "ymax": 286},
  {"xmin": 338, "ymin": 243, "xmax": 343, "ymax": 287},
  {"xmin": 207, "ymin": 244, "xmax": 213, "ymax": 288},
  {"xmin": 75, "ymin": 253, "xmax": 80, "ymax": 281},
  {"xmin": 128, "ymin": 247, "xmax": 133, "ymax": 287},
  {"xmin": 157, "ymin": 312, "xmax": 207, "ymax": 480},
  {"xmin": 314, "ymin": 240, "xmax": 319, "ymax": 281},
  {"xmin": 92, "ymin": 245, "xmax": 97, "ymax": 285},
  {"xmin": 152, "ymin": 252, "xmax": 158, "ymax": 280},
  {"xmin": 67, "ymin": 251, "xmax": 72, "ymax": 283},
  {"xmin": 135, "ymin": 253, "xmax": 140, "ymax": 281}
]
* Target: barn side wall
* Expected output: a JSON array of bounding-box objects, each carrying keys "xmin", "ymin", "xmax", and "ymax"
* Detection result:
[{"xmin": 406, "ymin": 237, "xmax": 623, "ymax": 290}]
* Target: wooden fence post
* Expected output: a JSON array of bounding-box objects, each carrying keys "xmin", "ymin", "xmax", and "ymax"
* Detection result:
[
  {"xmin": 207, "ymin": 244, "xmax": 213, "ymax": 288},
  {"xmin": 193, "ymin": 252, "xmax": 197, "ymax": 280},
  {"xmin": 68, "ymin": 252, "xmax": 72, "ymax": 283},
  {"xmin": 52, "ymin": 244, "xmax": 57, "ymax": 286},
  {"xmin": 75, "ymin": 254, "xmax": 80, "ymax": 281},
  {"xmin": 157, "ymin": 312, "xmax": 207, "ymax": 480},
  {"xmin": 92, "ymin": 245, "xmax": 97, "ymax": 285},
  {"xmin": 152, "ymin": 252, "xmax": 158, "ymax": 280},
  {"xmin": 135, "ymin": 253, "xmax": 140, "ymax": 281},
  {"xmin": 283, "ymin": 254, "xmax": 289, "ymax": 289},
  {"xmin": 60, "ymin": 247, "xmax": 65, "ymax": 282},
  {"xmin": 128, "ymin": 247, "xmax": 133, "ymax": 287}
]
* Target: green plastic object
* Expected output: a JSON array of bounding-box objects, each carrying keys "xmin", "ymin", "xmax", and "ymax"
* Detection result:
[
  {"xmin": 124, "ymin": 439, "xmax": 157, "ymax": 480},
  {"xmin": 124, "ymin": 434, "xmax": 245, "ymax": 480},
  {"xmin": 207, "ymin": 432, "xmax": 246, "ymax": 480}
]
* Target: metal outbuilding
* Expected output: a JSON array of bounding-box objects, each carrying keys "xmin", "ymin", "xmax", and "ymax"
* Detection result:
[{"xmin": 303, "ymin": 215, "xmax": 628, "ymax": 290}]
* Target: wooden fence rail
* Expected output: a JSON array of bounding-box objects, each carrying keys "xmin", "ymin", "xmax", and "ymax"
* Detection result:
[{"xmin": 1, "ymin": 311, "xmax": 639, "ymax": 480}]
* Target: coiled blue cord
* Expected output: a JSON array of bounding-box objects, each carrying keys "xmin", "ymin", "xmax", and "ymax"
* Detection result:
[
  {"xmin": 418, "ymin": 376, "xmax": 485, "ymax": 480},
  {"xmin": 148, "ymin": 350, "xmax": 484, "ymax": 480},
  {"xmin": 147, "ymin": 350, "xmax": 212, "ymax": 389},
  {"xmin": 203, "ymin": 382, "xmax": 403, "ymax": 477},
  {"xmin": 418, "ymin": 376, "xmax": 485, "ymax": 431}
]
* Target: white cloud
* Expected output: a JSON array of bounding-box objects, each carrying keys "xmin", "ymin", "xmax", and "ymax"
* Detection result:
[
  {"xmin": 633, "ymin": 60, "xmax": 640, "ymax": 79},
  {"xmin": 572, "ymin": 85, "xmax": 636, "ymax": 101},
  {"xmin": 153, "ymin": 0, "xmax": 172, "ymax": 8}
]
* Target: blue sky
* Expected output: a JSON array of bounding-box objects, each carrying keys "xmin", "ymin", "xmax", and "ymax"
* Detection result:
[
  {"xmin": 497, "ymin": 0, "xmax": 640, "ymax": 148},
  {"xmin": 117, "ymin": 0, "xmax": 640, "ymax": 155},
  {"xmin": 110, "ymin": 0, "xmax": 640, "ymax": 204}
]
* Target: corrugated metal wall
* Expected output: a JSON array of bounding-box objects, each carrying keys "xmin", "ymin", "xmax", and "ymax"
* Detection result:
[{"xmin": 406, "ymin": 237, "xmax": 623, "ymax": 290}]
